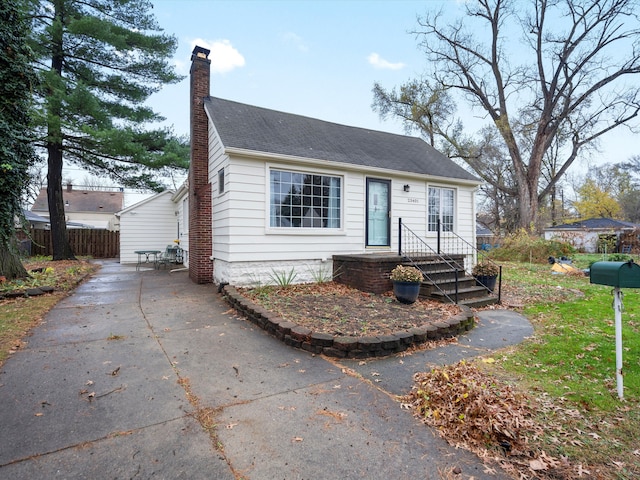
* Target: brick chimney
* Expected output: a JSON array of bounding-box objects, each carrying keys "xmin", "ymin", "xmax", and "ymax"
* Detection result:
[{"xmin": 189, "ymin": 45, "xmax": 213, "ymax": 284}]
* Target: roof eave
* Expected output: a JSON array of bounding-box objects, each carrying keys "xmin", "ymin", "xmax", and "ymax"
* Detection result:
[
  {"xmin": 117, "ymin": 189, "xmax": 175, "ymax": 216},
  {"xmin": 224, "ymin": 147, "xmax": 482, "ymax": 187}
]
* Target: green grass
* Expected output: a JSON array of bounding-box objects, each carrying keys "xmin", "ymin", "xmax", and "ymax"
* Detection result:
[
  {"xmin": 0, "ymin": 258, "xmax": 98, "ymax": 365},
  {"xmin": 500, "ymin": 256, "xmax": 639, "ymax": 409},
  {"xmin": 492, "ymin": 255, "xmax": 640, "ymax": 476}
]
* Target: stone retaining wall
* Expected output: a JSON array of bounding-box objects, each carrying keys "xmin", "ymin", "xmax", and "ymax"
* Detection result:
[{"xmin": 222, "ymin": 285, "xmax": 476, "ymax": 359}]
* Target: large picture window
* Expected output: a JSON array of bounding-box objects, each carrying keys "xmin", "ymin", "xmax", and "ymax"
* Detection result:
[
  {"xmin": 270, "ymin": 169, "xmax": 341, "ymax": 228},
  {"xmin": 428, "ymin": 186, "xmax": 454, "ymax": 232}
]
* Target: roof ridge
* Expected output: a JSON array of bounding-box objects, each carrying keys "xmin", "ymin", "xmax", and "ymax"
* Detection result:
[
  {"xmin": 204, "ymin": 97, "xmax": 480, "ymax": 183},
  {"xmin": 208, "ymin": 96, "xmax": 422, "ymax": 141}
]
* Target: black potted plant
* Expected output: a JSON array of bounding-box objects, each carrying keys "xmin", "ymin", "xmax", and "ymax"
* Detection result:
[
  {"xmin": 472, "ymin": 261, "xmax": 499, "ymax": 292},
  {"xmin": 390, "ymin": 265, "xmax": 423, "ymax": 304}
]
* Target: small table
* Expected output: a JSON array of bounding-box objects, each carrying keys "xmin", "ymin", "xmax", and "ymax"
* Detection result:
[{"xmin": 135, "ymin": 250, "xmax": 161, "ymax": 271}]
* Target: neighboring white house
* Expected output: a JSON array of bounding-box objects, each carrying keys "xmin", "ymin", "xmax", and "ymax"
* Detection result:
[
  {"xmin": 31, "ymin": 184, "xmax": 123, "ymax": 230},
  {"xmin": 20, "ymin": 210, "xmax": 49, "ymax": 230},
  {"xmin": 117, "ymin": 190, "xmax": 179, "ymax": 264},
  {"xmin": 187, "ymin": 45, "xmax": 482, "ymax": 286},
  {"xmin": 544, "ymin": 217, "xmax": 639, "ymax": 253}
]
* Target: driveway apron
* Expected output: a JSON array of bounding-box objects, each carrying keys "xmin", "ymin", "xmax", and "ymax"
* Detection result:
[{"xmin": 0, "ymin": 260, "xmax": 530, "ymax": 479}]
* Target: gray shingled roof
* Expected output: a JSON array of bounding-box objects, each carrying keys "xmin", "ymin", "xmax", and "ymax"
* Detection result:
[
  {"xmin": 204, "ymin": 97, "xmax": 480, "ymax": 182},
  {"xmin": 22, "ymin": 209, "xmax": 49, "ymax": 224},
  {"xmin": 32, "ymin": 187, "xmax": 124, "ymax": 214},
  {"xmin": 547, "ymin": 218, "xmax": 639, "ymax": 230}
]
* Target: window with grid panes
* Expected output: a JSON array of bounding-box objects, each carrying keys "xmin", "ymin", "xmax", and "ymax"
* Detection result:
[
  {"xmin": 270, "ymin": 169, "xmax": 341, "ymax": 228},
  {"xmin": 428, "ymin": 186, "xmax": 454, "ymax": 232}
]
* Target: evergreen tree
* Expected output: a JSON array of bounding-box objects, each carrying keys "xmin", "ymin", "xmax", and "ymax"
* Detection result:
[
  {"xmin": 29, "ymin": 0, "xmax": 187, "ymax": 260},
  {"xmin": 0, "ymin": 0, "xmax": 38, "ymax": 279}
]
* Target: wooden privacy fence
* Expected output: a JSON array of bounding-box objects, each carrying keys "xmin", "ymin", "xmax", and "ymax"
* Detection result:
[{"xmin": 27, "ymin": 229, "xmax": 119, "ymax": 258}]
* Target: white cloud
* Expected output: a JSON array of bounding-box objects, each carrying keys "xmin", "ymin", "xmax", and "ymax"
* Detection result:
[
  {"xmin": 281, "ymin": 32, "xmax": 309, "ymax": 52},
  {"xmin": 367, "ymin": 53, "xmax": 405, "ymax": 70},
  {"xmin": 190, "ymin": 38, "xmax": 246, "ymax": 74}
]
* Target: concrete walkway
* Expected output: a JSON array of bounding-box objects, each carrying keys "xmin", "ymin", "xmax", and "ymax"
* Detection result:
[{"xmin": 0, "ymin": 260, "xmax": 532, "ymax": 479}]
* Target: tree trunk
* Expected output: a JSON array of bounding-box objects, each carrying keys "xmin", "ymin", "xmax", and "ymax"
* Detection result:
[
  {"xmin": 47, "ymin": 144, "xmax": 76, "ymax": 260},
  {"xmin": 46, "ymin": 0, "xmax": 75, "ymax": 261},
  {"xmin": 518, "ymin": 179, "xmax": 539, "ymax": 231},
  {"xmin": 0, "ymin": 238, "xmax": 28, "ymax": 280}
]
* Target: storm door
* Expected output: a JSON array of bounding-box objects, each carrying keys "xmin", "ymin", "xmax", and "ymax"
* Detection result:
[{"xmin": 366, "ymin": 178, "xmax": 391, "ymax": 247}]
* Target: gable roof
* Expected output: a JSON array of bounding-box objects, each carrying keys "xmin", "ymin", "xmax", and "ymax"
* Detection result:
[
  {"xmin": 32, "ymin": 187, "xmax": 124, "ymax": 214},
  {"xmin": 117, "ymin": 189, "xmax": 175, "ymax": 216},
  {"xmin": 22, "ymin": 209, "xmax": 49, "ymax": 224},
  {"xmin": 546, "ymin": 218, "xmax": 639, "ymax": 230},
  {"xmin": 204, "ymin": 97, "xmax": 480, "ymax": 183}
]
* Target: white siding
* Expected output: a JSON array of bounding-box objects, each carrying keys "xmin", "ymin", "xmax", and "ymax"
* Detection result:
[
  {"xmin": 119, "ymin": 191, "xmax": 178, "ymax": 264},
  {"xmin": 545, "ymin": 230, "xmax": 599, "ymax": 253},
  {"xmin": 207, "ymin": 146, "xmax": 479, "ymax": 285},
  {"xmin": 174, "ymin": 189, "xmax": 189, "ymax": 267},
  {"xmin": 65, "ymin": 212, "xmax": 117, "ymax": 230}
]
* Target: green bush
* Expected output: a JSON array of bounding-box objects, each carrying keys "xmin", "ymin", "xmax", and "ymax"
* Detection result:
[
  {"xmin": 599, "ymin": 253, "xmax": 631, "ymax": 263},
  {"xmin": 489, "ymin": 229, "xmax": 576, "ymax": 263}
]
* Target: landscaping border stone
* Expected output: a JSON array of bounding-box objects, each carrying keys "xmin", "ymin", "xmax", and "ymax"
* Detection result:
[
  {"xmin": 0, "ymin": 285, "xmax": 56, "ymax": 300},
  {"xmin": 222, "ymin": 285, "xmax": 476, "ymax": 359}
]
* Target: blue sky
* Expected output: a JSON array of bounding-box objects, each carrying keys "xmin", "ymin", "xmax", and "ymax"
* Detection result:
[
  {"xmin": 64, "ymin": 0, "xmax": 637, "ymax": 192},
  {"xmin": 147, "ymin": 0, "xmax": 637, "ymax": 167},
  {"xmin": 149, "ymin": 0, "xmax": 438, "ymax": 137}
]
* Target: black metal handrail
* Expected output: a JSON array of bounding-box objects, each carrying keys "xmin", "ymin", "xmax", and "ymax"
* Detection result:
[
  {"xmin": 398, "ymin": 218, "xmax": 502, "ymax": 304},
  {"xmin": 398, "ymin": 219, "xmax": 464, "ymax": 304},
  {"xmin": 434, "ymin": 219, "xmax": 502, "ymax": 303}
]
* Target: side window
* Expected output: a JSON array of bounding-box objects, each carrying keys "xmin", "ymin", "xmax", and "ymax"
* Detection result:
[
  {"xmin": 218, "ymin": 168, "xmax": 225, "ymax": 195},
  {"xmin": 428, "ymin": 186, "xmax": 455, "ymax": 232}
]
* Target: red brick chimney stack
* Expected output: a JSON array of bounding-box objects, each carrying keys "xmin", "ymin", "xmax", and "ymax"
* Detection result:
[{"xmin": 189, "ymin": 45, "xmax": 213, "ymax": 284}]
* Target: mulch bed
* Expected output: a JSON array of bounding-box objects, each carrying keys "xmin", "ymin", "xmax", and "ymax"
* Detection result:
[{"xmin": 237, "ymin": 282, "xmax": 461, "ymax": 337}]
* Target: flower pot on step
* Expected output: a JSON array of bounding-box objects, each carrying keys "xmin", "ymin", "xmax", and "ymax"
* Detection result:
[
  {"xmin": 393, "ymin": 281, "xmax": 421, "ymax": 304},
  {"xmin": 474, "ymin": 274, "xmax": 497, "ymax": 293}
]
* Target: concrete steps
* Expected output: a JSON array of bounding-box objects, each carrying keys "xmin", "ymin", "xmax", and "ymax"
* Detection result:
[{"xmin": 415, "ymin": 259, "xmax": 500, "ymax": 307}]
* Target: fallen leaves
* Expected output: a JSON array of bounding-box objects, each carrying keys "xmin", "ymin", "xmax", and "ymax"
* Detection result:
[
  {"xmin": 407, "ymin": 360, "xmax": 536, "ymax": 455},
  {"xmin": 237, "ymin": 282, "xmax": 462, "ymax": 337},
  {"xmin": 405, "ymin": 360, "xmax": 639, "ymax": 479},
  {"xmin": 316, "ymin": 408, "xmax": 347, "ymax": 422}
]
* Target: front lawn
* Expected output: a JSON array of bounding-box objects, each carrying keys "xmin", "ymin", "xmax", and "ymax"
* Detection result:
[
  {"xmin": 412, "ymin": 256, "xmax": 639, "ymax": 479},
  {"xmin": 0, "ymin": 257, "xmax": 98, "ymax": 365}
]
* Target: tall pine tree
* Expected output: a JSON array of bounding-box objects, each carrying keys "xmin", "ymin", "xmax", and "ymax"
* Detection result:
[
  {"xmin": 0, "ymin": 0, "xmax": 38, "ymax": 279},
  {"xmin": 29, "ymin": 0, "xmax": 187, "ymax": 260}
]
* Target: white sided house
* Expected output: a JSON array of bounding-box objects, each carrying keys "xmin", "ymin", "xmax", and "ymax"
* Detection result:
[
  {"xmin": 544, "ymin": 217, "xmax": 639, "ymax": 253},
  {"xmin": 188, "ymin": 46, "xmax": 482, "ymax": 286},
  {"xmin": 118, "ymin": 190, "xmax": 188, "ymax": 265}
]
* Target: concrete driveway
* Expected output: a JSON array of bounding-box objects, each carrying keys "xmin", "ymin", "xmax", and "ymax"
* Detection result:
[{"xmin": 0, "ymin": 260, "xmax": 532, "ymax": 479}]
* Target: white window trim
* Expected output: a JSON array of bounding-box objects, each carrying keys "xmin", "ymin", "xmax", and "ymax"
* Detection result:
[
  {"xmin": 427, "ymin": 185, "xmax": 457, "ymax": 234},
  {"xmin": 218, "ymin": 168, "xmax": 225, "ymax": 195},
  {"xmin": 265, "ymin": 164, "xmax": 346, "ymax": 235}
]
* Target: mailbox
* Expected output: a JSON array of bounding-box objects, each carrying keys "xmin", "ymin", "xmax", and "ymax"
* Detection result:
[{"xmin": 590, "ymin": 260, "xmax": 640, "ymax": 288}]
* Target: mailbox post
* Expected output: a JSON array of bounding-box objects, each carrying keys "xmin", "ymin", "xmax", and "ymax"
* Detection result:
[{"xmin": 590, "ymin": 260, "xmax": 640, "ymax": 400}]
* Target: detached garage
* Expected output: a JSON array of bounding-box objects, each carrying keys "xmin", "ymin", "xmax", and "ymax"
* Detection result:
[{"xmin": 117, "ymin": 190, "xmax": 179, "ymax": 265}]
